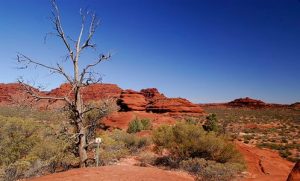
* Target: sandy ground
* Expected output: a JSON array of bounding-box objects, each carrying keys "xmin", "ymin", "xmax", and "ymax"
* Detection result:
[
  {"xmin": 236, "ymin": 141, "xmax": 294, "ymax": 181},
  {"xmin": 28, "ymin": 165, "xmax": 194, "ymax": 181}
]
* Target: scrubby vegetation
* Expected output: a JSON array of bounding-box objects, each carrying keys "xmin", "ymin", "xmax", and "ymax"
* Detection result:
[
  {"xmin": 203, "ymin": 113, "xmax": 220, "ymax": 133},
  {"xmin": 0, "ymin": 102, "xmax": 120, "ymax": 181},
  {"xmin": 0, "ymin": 109, "xmax": 76, "ymax": 181},
  {"xmin": 127, "ymin": 118, "xmax": 152, "ymax": 133},
  {"xmin": 98, "ymin": 130, "xmax": 151, "ymax": 165},
  {"xmin": 204, "ymin": 107, "xmax": 300, "ymax": 162},
  {"xmin": 151, "ymin": 122, "xmax": 245, "ymax": 180}
]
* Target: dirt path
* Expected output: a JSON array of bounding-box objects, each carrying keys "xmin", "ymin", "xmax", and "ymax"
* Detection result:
[
  {"xmin": 236, "ymin": 142, "xmax": 294, "ymax": 181},
  {"xmin": 28, "ymin": 165, "xmax": 194, "ymax": 181}
]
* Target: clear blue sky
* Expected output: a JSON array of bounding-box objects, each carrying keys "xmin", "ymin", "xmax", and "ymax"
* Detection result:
[{"xmin": 0, "ymin": 0, "xmax": 300, "ymax": 104}]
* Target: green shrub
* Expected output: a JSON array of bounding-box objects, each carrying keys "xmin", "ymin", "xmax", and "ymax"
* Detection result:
[
  {"xmin": 99, "ymin": 130, "xmax": 151, "ymax": 165},
  {"xmin": 184, "ymin": 117, "xmax": 199, "ymax": 125},
  {"xmin": 141, "ymin": 118, "xmax": 152, "ymax": 130},
  {"xmin": 279, "ymin": 150, "xmax": 292, "ymax": 158},
  {"xmin": 127, "ymin": 118, "xmax": 152, "ymax": 133},
  {"xmin": 0, "ymin": 115, "xmax": 76, "ymax": 180},
  {"xmin": 180, "ymin": 158, "xmax": 245, "ymax": 181},
  {"xmin": 203, "ymin": 114, "xmax": 219, "ymax": 132},
  {"xmin": 110, "ymin": 129, "xmax": 150, "ymax": 152},
  {"xmin": 152, "ymin": 122, "xmax": 244, "ymax": 164},
  {"xmin": 138, "ymin": 152, "xmax": 157, "ymax": 167},
  {"xmin": 99, "ymin": 133, "xmax": 129, "ymax": 165}
]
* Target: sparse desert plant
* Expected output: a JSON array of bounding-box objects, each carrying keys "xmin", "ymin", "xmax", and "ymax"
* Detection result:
[
  {"xmin": 127, "ymin": 118, "xmax": 152, "ymax": 133},
  {"xmin": 279, "ymin": 150, "xmax": 292, "ymax": 158},
  {"xmin": 152, "ymin": 122, "xmax": 244, "ymax": 164},
  {"xmin": 203, "ymin": 113, "xmax": 219, "ymax": 132},
  {"xmin": 98, "ymin": 129, "xmax": 151, "ymax": 165},
  {"xmin": 179, "ymin": 158, "xmax": 245, "ymax": 181},
  {"xmin": 0, "ymin": 115, "xmax": 76, "ymax": 180},
  {"xmin": 127, "ymin": 119, "xmax": 144, "ymax": 133},
  {"xmin": 138, "ymin": 151, "xmax": 158, "ymax": 167}
]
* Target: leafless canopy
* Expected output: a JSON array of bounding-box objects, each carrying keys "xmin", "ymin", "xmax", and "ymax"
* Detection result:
[
  {"xmin": 17, "ymin": 0, "xmax": 111, "ymax": 105},
  {"xmin": 16, "ymin": 0, "xmax": 113, "ymax": 167}
]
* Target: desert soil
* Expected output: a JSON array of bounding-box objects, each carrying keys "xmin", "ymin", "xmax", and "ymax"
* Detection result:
[
  {"xmin": 28, "ymin": 165, "xmax": 194, "ymax": 181},
  {"xmin": 236, "ymin": 141, "xmax": 294, "ymax": 181}
]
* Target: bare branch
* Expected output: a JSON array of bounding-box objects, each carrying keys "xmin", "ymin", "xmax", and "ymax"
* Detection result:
[
  {"xmin": 17, "ymin": 53, "xmax": 73, "ymax": 83},
  {"xmin": 79, "ymin": 53, "xmax": 111, "ymax": 84},
  {"xmin": 81, "ymin": 13, "xmax": 99, "ymax": 50},
  {"xmin": 51, "ymin": 0, "xmax": 74, "ymax": 61},
  {"xmin": 17, "ymin": 79, "xmax": 73, "ymax": 105}
]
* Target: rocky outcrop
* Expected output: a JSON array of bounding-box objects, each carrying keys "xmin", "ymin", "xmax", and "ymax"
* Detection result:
[
  {"xmin": 117, "ymin": 88, "xmax": 204, "ymax": 116},
  {"xmin": 0, "ymin": 83, "xmax": 40, "ymax": 106},
  {"xmin": 146, "ymin": 98, "xmax": 204, "ymax": 115},
  {"xmin": 48, "ymin": 83, "xmax": 122, "ymax": 101},
  {"xmin": 117, "ymin": 90, "xmax": 147, "ymax": 111},
  {"xmin": 0, "ymin": 83, "xmax": 204, "ymax": 116},
  {"xmin": 287, "ymin": 161, "xmax": 300, "ymax": 181},
  {"xmin": 101, "ymin": 112, "xmax": 176, "ymax": 130},
  {"xmin": 290, "ymin": 102, "xmax": 300, "ymax": 110},
  {"xmin": 140, "ymin": 88, "xmax": 165, "ymax": 102},
  {"xmin": 227, "ymin": 97, "xmax": 266, "ymax": 108}
]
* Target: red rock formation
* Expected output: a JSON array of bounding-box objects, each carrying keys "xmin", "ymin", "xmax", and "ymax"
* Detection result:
[
  {"xmin": 146, "ymin": 98, "xmax": 204, "ymax": 115},
  {"xmin": 290, "ymin": 102, "xmax": 300, "ymax": 110},
  {"xmin": 227, "ymin": 97, "xmax": 266, "ymax": 108},
  {"xmin": 0, "ymin": 83, "xmax": 204, "ymax": 116},
  {"xmin": 48, "ymin": 83, "xmax": 122, "ymax": 101},
  {"xmin": 118, "ymin": 88, "xmax": 204, "ymax": 116},
  {"xmin": 287, "ymin": 161, "xmax": 300, "ymax": 181},
  {"xmin": 117, "ymin": 90, "xmax": 147, "ymax": 111},
  {"xmin": 0, "ymin": 83, "xmax": 40, "ymax": 106},
  {"xmin": 140, "ymin": 88, "xmax": 165, "ymax": 102},
  {"xmin": 101, "ymin": 112, "xmax": 176, "ymax": 130}
]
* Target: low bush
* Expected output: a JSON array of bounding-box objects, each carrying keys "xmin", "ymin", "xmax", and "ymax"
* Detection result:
[
  {"xmin": 152, "ymin": 122, "xmax": 243, "ymax": 163},
  {"xmin": 180, "ymin": 158, "xmax": 245, "ymax": 181},
  {"xmin": 0, "ymin": 116, "xmax": 76, "ymax": 181},
  {"xmin": 152, "ymin": 122, "xmax": 245, "ymax": 180},
  {"xmin": 127, "ymin": 118, "xmax": 152, "ymax": 133},
  {"xmin": 203, "ymin": 114, "xmax": 219, "ymax": 132},
  {"xmin": 99, "ymin": 130, "xmax": 151, "ymax": 165}
]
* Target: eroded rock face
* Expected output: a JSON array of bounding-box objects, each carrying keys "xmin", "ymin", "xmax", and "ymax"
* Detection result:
[
  {"xmin": 227, "ymin": 97, "xmax": 266, "ymax": 108},
  {"xmin": 0, "ymin": 83, "xmax": 204, "ymax": 116},
  {"xmin": 0, "ymin": 83, "xmax": 39, "ymax": 106},
  {"xmin": 140, "ymin": 88, "xmax": 165, "ymax": 102},
  {"xmin": 287, "ymin": 161, "xmax": 300, "ymax": 181},
  {"xmin": 146, "ymin": 98, "xmax": 204, "ymax": 115},
  {"xmin": 48, "ymin": 83, "xmax": 122, "ymax": 101},
  {"xmin": 101, "ymin": 112, "xmax": 176, "ymax": 130},
  {"xmin": 117, "ymin": 90, "xmax": 147, "ymax": 111},
  {"xmin": 117, "ymin": 88, "xmax": 204, "ymax": 116},
  {"xmin": 290, "ymin": 102, "xmax": 300, "ymax": 110}
]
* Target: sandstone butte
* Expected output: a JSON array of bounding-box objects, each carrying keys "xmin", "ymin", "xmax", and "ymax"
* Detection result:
[
  {"xmin": 227, "ymin": 97, "xmax": 267, "ymax": 108},
  {"xmin": 201, "ymin": 97, "xmax": 297, "ymax": 109}
]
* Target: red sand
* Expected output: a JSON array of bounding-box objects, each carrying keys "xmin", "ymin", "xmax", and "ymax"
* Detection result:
[{"xmin": 28, "ymin": 165, "xmax": 194, "ymax": 181}]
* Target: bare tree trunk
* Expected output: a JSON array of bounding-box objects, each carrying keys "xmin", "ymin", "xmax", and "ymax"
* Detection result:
[
  {"xmin": 17, "ymin": 0, "xmax": 111, "ymax": 168},
  {"xmin": 78, "ymin": 122, "xmax": 87, "ymax": 167}
]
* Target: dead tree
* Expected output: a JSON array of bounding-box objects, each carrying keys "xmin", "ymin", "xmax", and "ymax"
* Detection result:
[{"xmin": 17, "ymin": 0, "xmax": 111, "ymax": 167}]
